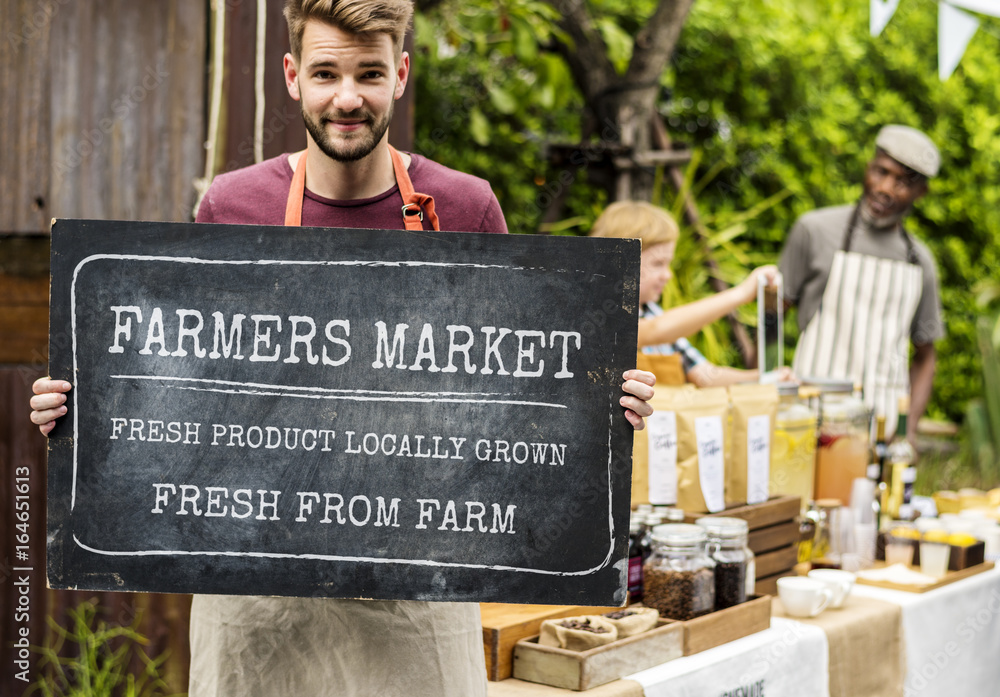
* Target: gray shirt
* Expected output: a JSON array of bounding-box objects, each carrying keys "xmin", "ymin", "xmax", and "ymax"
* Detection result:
[{"xmin": 778, "ymin": 204, "xmax": 944, "ymax": 346}]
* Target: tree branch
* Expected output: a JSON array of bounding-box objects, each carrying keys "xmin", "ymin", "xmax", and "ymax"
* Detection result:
[
  {"xmin": 542, "ymin": 0, "xmax": 618, "ymax": 104},
  {"xmin": 626, "ymin": 0, "xmax": 696, "ymax": 84},
  {"xmin": 414, "ymin": 0, "xmax": 448, "ymax": 13}
]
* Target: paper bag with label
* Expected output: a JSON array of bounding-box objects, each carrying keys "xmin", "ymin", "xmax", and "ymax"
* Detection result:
[
  {"xmin": 676, "ymin": 387, "xmax": 729, "ymax": 513},
  {"xmin": 633, "ymin": 384, "xmax": 695, "ymax": 506},
  {"xmin": 726, "ymin": 383, "xmax": 779, "ymax": 506}
]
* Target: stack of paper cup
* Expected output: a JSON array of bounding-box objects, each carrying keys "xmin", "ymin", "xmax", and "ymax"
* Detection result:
[{"xmin": 849, "ymin": 478, "xmax": 877, "ymax": 569}]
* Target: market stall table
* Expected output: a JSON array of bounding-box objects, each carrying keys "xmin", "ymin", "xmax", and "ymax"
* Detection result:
[
  {"xmin": 487, "ymin": 564, "xmax": 1000, "ymax": 696},
  {"xmin": 852, "ymin": 565, "xmax": 1000, "ymax": 696},
  {"xmin": 489, "ymin": 618, "xmax": 829, "ymax": 697},
  {"xmin": 771, "ymin": 595, "xmax": 904, "ymax": 697}
]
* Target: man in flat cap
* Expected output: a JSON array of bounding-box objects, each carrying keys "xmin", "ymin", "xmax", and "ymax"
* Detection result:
[{"xmin": 779, "ymin": 125, "xmax": 944, "ymax": 445}]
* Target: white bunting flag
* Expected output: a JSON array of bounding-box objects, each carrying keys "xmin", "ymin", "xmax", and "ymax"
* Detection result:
[
  {"xmin": 945, "ymin": 0, "xmax": 1000, "ymax": 16},
  {"xmin": 871, "ymin": 0, "xmax": 901, "ymax": 36},
  {"xmin": 939, "ymin": 1, "xmax": 981, "ymax": 80}
]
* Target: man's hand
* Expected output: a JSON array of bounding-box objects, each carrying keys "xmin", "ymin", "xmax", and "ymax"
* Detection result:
[
  {"xmin": 29, "ymin": 378, "xmax": 72, "ymax": 436},
  {"xmin": 621, "ymin": 370, "xmax": 655, "ymax": 430}
]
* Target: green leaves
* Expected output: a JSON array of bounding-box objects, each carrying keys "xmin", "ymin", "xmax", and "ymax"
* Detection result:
[
  {"xmin": 668, "ymin": 0, "xmax": 1000, "ymax": 424},
  {"xmin": 414, "ymin": 0, "xmax": 1000, "ymax": 429},
  {"xmin": 469, "ymin": 107, "xmax": 491, "ymax": 146},
  {"xmin": 28, "ymin": 601, "xmax": 177, "ymax": 697}
]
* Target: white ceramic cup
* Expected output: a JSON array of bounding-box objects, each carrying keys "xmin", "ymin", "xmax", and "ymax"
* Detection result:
[
  {"xmin": 777, "ymin": 577, "xmax": 832, "ymax": 618},
  {"xmin": 807, "ymin": 568, "xmax": 856, "ymax": 608}
]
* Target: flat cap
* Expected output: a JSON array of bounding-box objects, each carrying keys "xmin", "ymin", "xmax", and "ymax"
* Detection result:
[{"xmin": 875, "ymin": 124, "xmax": 940, "ymax": 178}]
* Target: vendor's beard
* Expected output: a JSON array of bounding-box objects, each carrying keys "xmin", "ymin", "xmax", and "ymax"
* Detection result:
[
  {"xmin": 300, "ymin": 102, "xmax": 394, "ymax": 163},
  {"xmin": 859, "ymin": 198, "xmax": 909, "ymax": 230}
]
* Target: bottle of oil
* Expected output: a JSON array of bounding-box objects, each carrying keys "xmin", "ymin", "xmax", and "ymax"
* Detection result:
[
  {"xmin": 868, "ymin": 415, "xmax": 890, "ymax": 530},
  {"xmin": 887, "ymin": 397, "xmax": 916, "ymax": 520}
]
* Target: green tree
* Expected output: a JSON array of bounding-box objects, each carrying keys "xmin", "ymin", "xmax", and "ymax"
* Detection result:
[
  {"xmin": 413, "ymin": 0, "xmax": 1000, "ymax": 424},
  {"xmin": 666, "ymin": 0, "xmax": 1000, "ymax": 423}
]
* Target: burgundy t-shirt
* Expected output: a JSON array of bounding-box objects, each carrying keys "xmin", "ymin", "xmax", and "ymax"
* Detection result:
[{"xmin": 196, "ymin": 152, "xmax": 508, "ymax": 234}]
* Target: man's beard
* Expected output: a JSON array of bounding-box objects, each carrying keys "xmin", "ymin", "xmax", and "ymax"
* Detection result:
[
  {"xmin": 300, "ymin": 99, "xmax": 394, "ymax": 164},
  {"xmin": 860, "ymin": 196, "xmax": 909, "ymax": 230}
]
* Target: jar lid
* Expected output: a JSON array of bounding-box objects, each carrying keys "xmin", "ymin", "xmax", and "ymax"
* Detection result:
[
  {"xmin": 778, "ymin": 381, "xmax": 801, "ymax": 396},
  {"xmin": 654, "ymin": 506, "xmax": 687, "ymax": 522},
  {"xmin": 695, "ymin": 516, "xmax": 749, "ymax": 538},
  {"xmin": 815, "ymin": 498, "xmax": 842, "ymax": 509},
  {"xmin": 802, "ymin": 377, "xmax": 854, "ymax": 393},
  {"xmin": 650, "ymin": 523, "xmax": 707, "ymax": 546}
]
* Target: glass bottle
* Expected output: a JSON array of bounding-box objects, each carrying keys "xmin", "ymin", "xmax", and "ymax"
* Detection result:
[
  {"xmin": 697, "ymin": 517, "xmax": 756, "ymax": 607},
  {"xmin": 770, "ymin": 383, "xmax": 818, "ymax": 514},
  {"xmin": 810, "ymin": 498, "xmax": 844, "ymax": 568},
  {"xmin": 798, "ymin": 502, "xmax": 818, "ymax": 564},
  {"xmin": 887, "ymin": 397, "xmax": 916, "ymax": 519},
  {"xmin": 628, "ymin": 520, "xmax": 643, "ymax": 603},
  {"xmin": 654, "ymin": 506, "xmax": 686, "ymax": 523},
  {"xmin": 643, "ymin": 524, "xmax": 716, "ymax": 620},
  {"xmin": 638, "ymin": 513, "xmax": 668, "ymax": 562}
]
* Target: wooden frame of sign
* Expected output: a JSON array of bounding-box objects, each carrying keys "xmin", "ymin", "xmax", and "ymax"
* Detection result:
[{"xmin": 45, "ymin": 219, "xmax": 639, "ymax": 605}]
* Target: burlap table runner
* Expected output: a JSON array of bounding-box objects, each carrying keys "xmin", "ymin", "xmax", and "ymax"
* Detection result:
[
  {"xmin": 487, "ymin": 678, "xmax": 644, "ymax": 696},
  {"xmin": 772, "ymin": 595, "xmax": 905, "ymax": 697}
]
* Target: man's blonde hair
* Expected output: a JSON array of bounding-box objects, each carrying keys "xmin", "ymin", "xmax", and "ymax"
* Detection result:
[
  {"xmin": 589, "ymin": 201, "xmax": 680, "ymax": 249},
  {"xmin": 284, "ymin": 0, "xmax": 413, "ymax": 60}
]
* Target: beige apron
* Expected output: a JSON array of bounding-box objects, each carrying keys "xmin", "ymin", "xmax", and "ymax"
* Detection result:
[
  {"xmin": 189, "ymin": 147, "xmax": 485, "ymax": 697},
  {"xmin": 793, "ymin": 249, "xmax": 923, "ymax": 436}
]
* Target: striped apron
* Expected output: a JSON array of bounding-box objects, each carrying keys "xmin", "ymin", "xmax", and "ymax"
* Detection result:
[{"xmin": 792, "ymin": 249, "xmax": 923, "ymax": 436}]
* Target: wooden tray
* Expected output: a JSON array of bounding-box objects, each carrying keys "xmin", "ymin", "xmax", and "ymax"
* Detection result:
[
  {"xmin": 855, "ymin": 561, "xmax": 995, "ymax": 593},
  {"xmin": 512, "ymin": 620, "xmax": 683, "ymax": 691},
  {"xmin": 481, "ymin": 603, "xmax": 622, "ymax": 681},
  {"xmin": 665, "ymin": 594, "xmax": 772, "ymax": 655}
]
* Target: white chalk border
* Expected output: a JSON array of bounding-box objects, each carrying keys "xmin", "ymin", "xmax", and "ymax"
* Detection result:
[{"xmin": 69, "ymin": 254, "xmax": 619, "ymax": 577}]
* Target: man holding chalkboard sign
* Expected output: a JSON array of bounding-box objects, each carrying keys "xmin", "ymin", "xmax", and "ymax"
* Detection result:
[{"xmin": 30, "ymin": 1, "xmax": 655, "ymax": 695}]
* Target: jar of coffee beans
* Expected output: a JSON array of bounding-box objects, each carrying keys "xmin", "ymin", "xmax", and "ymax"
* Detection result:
[
  {"xmin": 642, "ymin": 524, "xmax": 716, "ymax": 620},
  {"xmin": 696, "ymin": 517, "xmax": 755, "ymax": 609}
]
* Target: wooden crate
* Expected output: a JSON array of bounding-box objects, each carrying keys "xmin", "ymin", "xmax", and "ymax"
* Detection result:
[
  {"xmin": 512, "ymin": 620, "xmax": 683, "ymax": 691},
  {"xmin": 480, "ymin": 603, "xmax": 622, "ymax": 682},
  {"xmin": 684, "ymin": 495, "xmax": 801, "ymax": 591},
  {"xmin": 666, "ymin": 594, "xmax": 772, "ymax": 656}
]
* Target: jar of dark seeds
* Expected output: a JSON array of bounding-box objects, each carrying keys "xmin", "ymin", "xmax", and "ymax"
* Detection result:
[
  {"xmin": 696, "ymin": 516, "xmax": 755, "ymax": 609},
  {"xmin": 642, "ymin": 524, "xmax": 716, "ymax": 620}
]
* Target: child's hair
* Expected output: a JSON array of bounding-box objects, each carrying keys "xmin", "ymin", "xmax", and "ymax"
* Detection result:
[{"xmin": 589, "ymin": 201, "xmax": 680, "ymax": 249}]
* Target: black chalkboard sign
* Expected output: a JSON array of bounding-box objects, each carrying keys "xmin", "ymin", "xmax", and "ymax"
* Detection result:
[{"xmin": 46, "ymin": 219, "xmax": 640, "ymax": 605}]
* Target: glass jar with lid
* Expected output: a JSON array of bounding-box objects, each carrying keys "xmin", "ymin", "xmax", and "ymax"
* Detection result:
[
  {"xmin": 643, "ymin": 524, "xmax": 716, "ymax": 620},
  {"xmin": 807, "ymin": 379, "xmax": 870, "ymax": 505},
  {"xmin": 810, "ymin": 498, "xmax": 846, "ymax": 568},
  {"xmin": 697, "ymin": 517, "xmax": 756, "ymax": 607},
  {"xmin": 653, "ymin": 506, "xmax": 687, "ymax": 523},
  {"xmin": 770, "ymin": 383, "xmax": 818, "ymax": 514}
]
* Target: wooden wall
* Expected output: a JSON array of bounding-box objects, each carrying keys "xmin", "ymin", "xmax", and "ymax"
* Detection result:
[
  {"xmin": 1, "ymin": 2, "xmax": 416, "ymax": 694},
  {"xmin": 1, "ymin": 1, "xmax": 206, "ymax": 694},
  {"xmin": 1, "ymin": 0, "xmax": 207, "ymax": 232}
]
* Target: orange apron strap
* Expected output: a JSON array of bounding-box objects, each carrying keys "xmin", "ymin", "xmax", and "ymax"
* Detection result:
[
  {"xmin": 283, "ymin": 147, "xmax": 439, "ymax": 231},
  {"xmin": 389, "ymin": 145, "xmax": 440, "ymax": 231},
  {"xmin": 284, "ymin": 150, "xmax": 308, "ymax": 227}
]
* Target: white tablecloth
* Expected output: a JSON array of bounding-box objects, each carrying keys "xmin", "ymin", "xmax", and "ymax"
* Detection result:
[
  {"xmin": 624, "ymin": 618, "xmax": 829, "ymax": 697},
  {"xmin": 852, "ymin": 566, "xmax": 1000, "ymax": 697}
]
